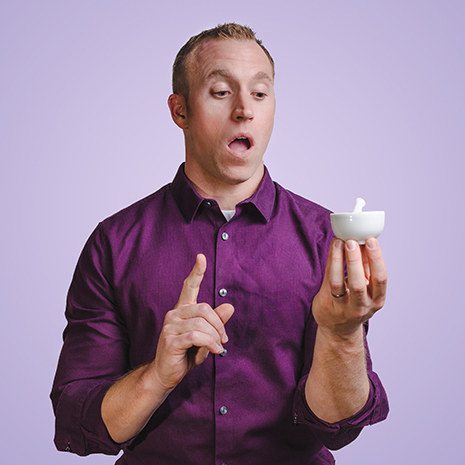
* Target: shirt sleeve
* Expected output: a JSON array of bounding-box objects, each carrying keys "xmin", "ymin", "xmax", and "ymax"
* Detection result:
[
  {"xmin": 50, "ymin": 224, "xmax": 132, "ymax": 456},
  {"xmin": 293, "ymin": 322, "xmax": 389, "ymax": 450}
]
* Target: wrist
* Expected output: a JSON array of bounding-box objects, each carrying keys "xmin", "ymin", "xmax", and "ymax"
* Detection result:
[
  {"xmin": 317, "ymin": 324, "xmax": 365, "ymax": 350},
  {"xmin": 138, "ymin": 364, "xmax": 175, "ymax": 400}
]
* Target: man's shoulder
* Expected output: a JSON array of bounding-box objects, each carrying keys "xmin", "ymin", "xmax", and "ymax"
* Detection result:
[
  {"xmin": 274, "ymin": 181, "xmax": 332, "ymax": 217},
  {"xmin": 271, "ymin": 180, "xmax": 334, "ymax": 249},
  {"xmin": 98, "ymin": 182, "xmax": 172, "ymax": 233}
]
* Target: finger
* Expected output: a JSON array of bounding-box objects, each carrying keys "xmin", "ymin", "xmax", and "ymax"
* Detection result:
[
  {"xmin": 193, "ymin": 346, "xmax": 210, "ymax": 366},
  {"xmin": 361, "ymin": 245, "xmax": 371, "ymax": 285},
  {"xmin": 176, "ymin": 303, "xmax": 229, "ymax": 344},
  {"xmin": 326, "ymin": 239, "xmax": 347, "ymax": 298},
  {"xmin": 345, "ymin": 240, "xmax": 368, "ymax": 304},
  {"xmin": 174, "ymin": 331, "xmax": 224, "ymax": 355},
  {"xmin": 170, "ymin": 317, "xmax": 223, "ymax": 346},
  {"xmin": 215, "ymin": 303, "xmax": 235, "ymax": 328},
  {"xmin": 365, "ymin": 238, "xmax": 387, "ymax": 307},
  {"xmin": 176, "ymin": 254, "xmax": 207, "ymax": 306}
]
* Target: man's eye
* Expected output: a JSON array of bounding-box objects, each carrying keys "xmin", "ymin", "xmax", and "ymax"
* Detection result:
[
  {"xmin": 213, "ymin": 91, "xmax": 229, "ymax": 97},
  {"xmin": 254, "ymin": 92, "xmax": 267, "ymax": 99}
]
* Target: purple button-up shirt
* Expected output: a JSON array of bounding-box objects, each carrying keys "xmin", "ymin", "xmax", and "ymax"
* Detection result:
[{"xmin": 51, "ymin": 164, "xmax": 388, "ymax": 465}]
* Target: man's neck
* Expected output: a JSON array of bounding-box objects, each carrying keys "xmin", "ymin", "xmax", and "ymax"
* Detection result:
[{"xmin": 184, "ymin": 163, "xmax": 264, "ymax": 210}]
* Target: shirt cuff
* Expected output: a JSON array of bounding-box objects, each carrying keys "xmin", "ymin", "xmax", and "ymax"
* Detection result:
[
  {"xmin": 53, "ymin": 379, "xmax": 133, "ymax": 456},
  {"xmin": 293, "ymin": 370, "xmax": 389, "ymax": 449}
]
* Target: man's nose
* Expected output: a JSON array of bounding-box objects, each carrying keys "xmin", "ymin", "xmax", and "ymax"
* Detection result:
[{"xmin": 232, "ymin": 93, "xmax": 254, "ymax": 121}]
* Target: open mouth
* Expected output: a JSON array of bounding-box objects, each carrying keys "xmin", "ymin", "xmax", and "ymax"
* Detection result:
[{"xmin": 228, "ymin": 136, "xmax": 252, "ymax": 153}]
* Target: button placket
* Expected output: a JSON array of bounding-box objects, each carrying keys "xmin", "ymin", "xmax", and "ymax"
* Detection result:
[
  {"xmin": 215, "ymin": 224, "xmax": 235, "ymax": 465},
  {"xmin": 218, "ymin": 229, "xmax": 229, "ymax": 299}
]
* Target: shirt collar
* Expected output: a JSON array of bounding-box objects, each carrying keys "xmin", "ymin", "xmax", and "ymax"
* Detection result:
[{"xmin": 170, "ymin": 163, "xmax": 276, "ymax": 224}]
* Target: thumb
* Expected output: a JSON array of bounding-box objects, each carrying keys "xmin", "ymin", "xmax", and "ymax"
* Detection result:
[
  {"xmin": 215, "ymin": 303, "xmax": 235, "ymax": 326},
  {"xmin": 176, "ymin": 254, "xmax": 206, "ymax": 306}
]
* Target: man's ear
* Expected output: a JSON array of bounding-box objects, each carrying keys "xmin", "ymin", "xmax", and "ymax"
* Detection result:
[{"xmin": 168, "ymin": 94, "xmax": 188, "ymax": 129}]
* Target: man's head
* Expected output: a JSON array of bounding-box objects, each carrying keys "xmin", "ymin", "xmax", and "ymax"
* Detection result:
[
  {"xmin": 168, "ymin": 24, "xmax": 276, "ymax": 207},
  {"xmin": 172, "ymin": 23, "xmax": 275, "ymax": 105}
]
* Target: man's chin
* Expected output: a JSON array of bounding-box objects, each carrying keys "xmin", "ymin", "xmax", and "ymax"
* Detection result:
[{"xmin": 219, "ymin": 162, "xmax": 264, "ymax": 186}]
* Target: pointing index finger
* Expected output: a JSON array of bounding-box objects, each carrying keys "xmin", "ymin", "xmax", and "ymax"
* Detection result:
[{"xmin": 176, "ymin": 254, "xmax": 207, "ymax": 306}]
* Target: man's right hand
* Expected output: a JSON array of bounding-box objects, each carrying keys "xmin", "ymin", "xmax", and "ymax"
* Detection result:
[
  {"xmin": 102, "ymin": 254, "xmax": 234, "ymax": 444},
  {"xmin": 151, "ymin": 254, "xmax": 234, "ymax": 390}
]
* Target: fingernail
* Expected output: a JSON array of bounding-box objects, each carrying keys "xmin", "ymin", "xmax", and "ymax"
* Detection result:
[
  {"xmin": 334, "ymin": 239, "xmax": 343, "ymax": 250},
  {"xmin": 217, "ymin": 344, "xmax": 224, "ymax": 354},
  {"xmin": 366, "ymin": 238, "xmax": 376, "ymax": 249},
  {"xmin": 345, "ymin": 240, "xmax": 356, "ymax": 250},
  {"xmin": 222, "ymin": 333, "xmax": 229, "ymax": 344}
]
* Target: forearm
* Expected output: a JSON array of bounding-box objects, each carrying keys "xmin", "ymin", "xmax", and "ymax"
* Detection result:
[
  {"xmin": 101, "ymin": 363, "xmax": 173, "ymax": 444},
  {"xmin": 305, "ymin": 325, "xmax": 370, "ymax": 423}
]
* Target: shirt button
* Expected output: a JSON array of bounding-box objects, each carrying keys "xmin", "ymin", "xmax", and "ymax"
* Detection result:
[
  {"xmin": 218, "ymin": 288, "xmax": 227, "ymax": 297},
  {"xmin": 221, "ymin": 232, "xmax": 229, "ymax": 241},
  {"xmin": 205, "ymin": 200, "xmax": 212, "ymax": 207},
  {"xmin": 219, "ymin": 405, "xmax": 228, "ymax": 415}
]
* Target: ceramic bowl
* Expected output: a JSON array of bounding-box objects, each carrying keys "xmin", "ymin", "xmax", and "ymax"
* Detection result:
[{"xmin": 330, "ymin": 211, "xmax": 385, "ymax": 244}]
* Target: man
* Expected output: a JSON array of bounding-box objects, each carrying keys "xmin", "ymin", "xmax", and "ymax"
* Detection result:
[{"xmin": 51, "ymin": 23, "xmax": 388, "ymax": 465}]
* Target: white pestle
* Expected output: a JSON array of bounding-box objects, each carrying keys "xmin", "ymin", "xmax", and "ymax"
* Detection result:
[{"xmin": 352, "ymin": 197, "xmax": 366, "ymax": 214}]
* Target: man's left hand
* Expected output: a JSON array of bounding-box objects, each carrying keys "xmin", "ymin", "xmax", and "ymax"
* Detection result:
[{"xmin": 312, "ymin": 237, "xmax": 387, "ymax": 339}]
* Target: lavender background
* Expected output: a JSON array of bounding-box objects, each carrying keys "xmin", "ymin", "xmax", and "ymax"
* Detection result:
[{"xmin": 1, "ymin": 1, "xmax": 464, "ymax": 463}]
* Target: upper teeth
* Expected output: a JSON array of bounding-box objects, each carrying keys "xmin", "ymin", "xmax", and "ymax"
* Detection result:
[{"xmin": 237, "ymin": 137, "xmax": 247, "ymax": 140}]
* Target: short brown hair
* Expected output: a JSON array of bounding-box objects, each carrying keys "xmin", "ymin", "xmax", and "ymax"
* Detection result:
[{"xmin": 172, "ymin": 23, "xmax": 275, "ymax": 101}]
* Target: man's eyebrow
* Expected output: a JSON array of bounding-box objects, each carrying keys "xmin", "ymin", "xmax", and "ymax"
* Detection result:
[
  {"xmin": 252, "ymin": 71, "xmax": 273, "ymax": 83},
  {"xmin": 205, "ymin": 69, "xmax": 273, "ymax": 83},
  {"xmin": 205, "ymin": 69, "xmax": 234, "ymax": 82}
]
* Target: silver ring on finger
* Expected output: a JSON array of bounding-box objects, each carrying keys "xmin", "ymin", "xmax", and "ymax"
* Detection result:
[{"xmin": 331, "ymin": 289, "xmax": 347, "ymax": 299}]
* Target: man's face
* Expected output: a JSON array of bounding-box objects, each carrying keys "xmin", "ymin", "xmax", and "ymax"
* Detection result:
[{"xmin": 182, "ymin": 39, "xmax": 275, "ymax": 192}]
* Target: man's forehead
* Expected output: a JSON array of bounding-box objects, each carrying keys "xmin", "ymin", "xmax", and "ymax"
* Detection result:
[{"xmin": 189, "ymin": 39, "xmax": 274, "ymax": 82}]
